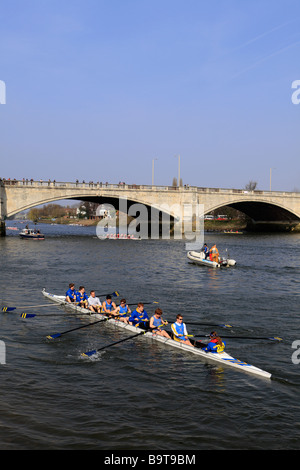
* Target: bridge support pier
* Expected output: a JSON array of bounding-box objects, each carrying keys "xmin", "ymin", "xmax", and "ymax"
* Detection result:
[
  {"xmin": 0, "ymin": 183, "xmax": 6, "ymax": 237},
  {"xmin": 0, "ymin": 220, "xmax": 6, "ymax": 237}
]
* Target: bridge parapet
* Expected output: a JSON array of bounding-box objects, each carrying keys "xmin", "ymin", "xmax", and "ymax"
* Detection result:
[{"xmin": 1, "ymin": 178, "xmax": 299, "ymax": 198}]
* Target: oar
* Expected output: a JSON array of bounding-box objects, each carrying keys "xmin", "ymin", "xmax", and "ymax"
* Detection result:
[
  {"xmin": 46, "ymin": 317, "xmax": 109, "ymax": 340},
  {"xmin": 3, "ymin": 291, "xmax": 120, "ymax": 311},
  {"xmin": 96, "ymin": 291, "xmax": 120, "ymax": 297},
  {"xmin": 2, "ymin": 302, "xmax": 71, "ymax": 311},
  {"xmin": 21, "ymin": 312, "xmax": 97, "ymax": 319},
  {"xmin": 81, "ymin": 331, "xmax": 146, "ymax": 357},
  {"xmin": 193, "ymin": 334, "xmax": 283, "ymax": 342},
  {"xmin": 185, "ymin": 322, "xmax": 233, "ymax": 328},
  {"xmin": 119, "ymin": 301, "xmax": 159, "ymax": 306}
]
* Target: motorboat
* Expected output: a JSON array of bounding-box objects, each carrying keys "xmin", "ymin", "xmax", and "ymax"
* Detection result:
[
  {"xmin": 187, "ymin": 250, "xmax": 236, "ymax": 268},
  {"xmin": 19, "ymin": 228, "xmax": 45, "ymax": 240}
]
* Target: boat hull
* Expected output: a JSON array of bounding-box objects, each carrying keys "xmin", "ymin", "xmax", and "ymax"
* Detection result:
[
  {"xmin": 42, "ymin": 289, "xmax": 271, "ymax": 379},
  {"xmin": 20, "ymin": 234, "xmax": 45, "ymax": 240}
]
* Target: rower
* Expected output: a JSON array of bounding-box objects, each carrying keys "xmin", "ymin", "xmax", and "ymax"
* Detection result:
[
  {"xmin": 114, "ymin": 298, "xmax": 131, "ymax": 323},
  {"xmin": 76, "ymin": 286, "xmax": 89, "ymax": 308},
  {"xmin": 88, "ymin": 290, "xmax": 102, "ymax": 313},
  {"xmin": 149, "ymin": 308, "xmax": 171, "ymax": 339},
  {"xmin": 65, "ymin": 283, "xmax": 77, "ymax": 303},
  {"xmin": 202, "ymin": 331, "xmax": 226, "ymax": 353},
  {"xmin": 128, "ymin": 303, "xmax": 149, "ymax": 329},
  {"xmin": 102, "ymin": 295, "xmax": 117, "ymax": 316},
  {"xmin": 171, "ymin": 314, "xmax": 193, "ymax": 346}
]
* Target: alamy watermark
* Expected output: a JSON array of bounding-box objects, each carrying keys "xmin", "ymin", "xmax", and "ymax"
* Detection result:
[
  {"xmin": 291, "ymin": 340, "xmax": 300, "ymax": 364},
  {"xmin": 96, "ymin": 198, "xmax": 204, "ymax": 250},
  {"xmin": 0, "ymin": 341, "xmax": 6, "ymax": 364},
  {"xmin": 291, "ymin": 80, "xmax": 300, "ymax": 104},
  {"xmin": 0, "ymin": 80, "xmax": 6, "ymax": 104}
]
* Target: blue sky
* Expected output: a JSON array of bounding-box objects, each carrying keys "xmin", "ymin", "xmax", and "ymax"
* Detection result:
[{"xmin": 1, "ymin": 0, "xmax": 300, "ymax": 191}]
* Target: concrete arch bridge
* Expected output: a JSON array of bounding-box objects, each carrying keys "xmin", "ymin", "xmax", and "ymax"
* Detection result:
[{"xmin": 1, "ymin": 179, "xmax": 300, "ymax": 235}]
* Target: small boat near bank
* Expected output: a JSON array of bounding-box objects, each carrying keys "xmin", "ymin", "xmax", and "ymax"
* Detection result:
[
  {"xmin": 19, "ymin": 228, "xmax": 45, "ymax": 240},
  {"xmin": 41, "ymin": 289, "xmax": 271, "ymax": 379},
  {"xmin": 187, "ymin": 250, "xmax": 236, "ymax": 268},
  {"xmin": 223, "ymin": 230, "xmax": 243, "ymax": 234}
]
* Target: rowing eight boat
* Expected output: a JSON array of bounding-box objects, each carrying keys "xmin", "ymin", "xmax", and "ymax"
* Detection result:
[{"xmin": 42, "ymin": 289, "xmax": 272, "ymax": 379}]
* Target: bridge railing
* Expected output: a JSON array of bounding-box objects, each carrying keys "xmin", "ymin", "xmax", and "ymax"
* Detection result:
[
  {"xmin": 2, "ymin": 179, "xmax": 197, "ymax": 191},
  {"xmin": 1, "ymin": 179, "xmax": 299, "ymax": 196}
]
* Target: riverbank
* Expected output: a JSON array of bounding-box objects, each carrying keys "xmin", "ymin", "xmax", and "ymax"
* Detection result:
[{"xmin": 28, "ymin": 217, "xmax": 300, "ymax": 232}]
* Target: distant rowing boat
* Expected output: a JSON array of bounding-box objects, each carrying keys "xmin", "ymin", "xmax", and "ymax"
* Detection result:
[
  {"xmin": 42, "ymin": 290, "xmax": 271, "ymax": 379},
  {"xmin": 223, "ymin": 230, "xmax": 243, "ymax": 234},
  {"xmin": 95, "ymin": 234, "xmax": 142, "ymax": 240}
]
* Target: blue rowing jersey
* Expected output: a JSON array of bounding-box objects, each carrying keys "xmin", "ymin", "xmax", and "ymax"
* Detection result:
[
  {"xmin": 76, "ymin": 291, "xmax": 88, "ymax": 303},
  {"xmin": 66, "ymin": 288, "xmax": 77, "ymax": 301},
  {"xmin": 171, "ymin": 322, "xmax": 188, "ymax": 342},
  {"xmin": 104, "ymin": 301, "xmax": 113, "ymax": 311},
  {"xmin": 204, "ymin": 339, "xmax": 226, "ymax": 353},
  {"xmin": 151, "ymin": 316, "xmax": 163, "ymax": 329},
  {"xmin": 119, "ymin": 305, "xmax": 128, "ymax": 316},
  {"xmin": 129, "ymin": 309, "xmax": 149, "ymax": 326}
]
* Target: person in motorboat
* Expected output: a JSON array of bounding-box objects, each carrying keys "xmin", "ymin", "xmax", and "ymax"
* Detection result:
[
  {"xmin": 65, "ymin": 283, "xmax": 77, "ymax": 303},
  {"xmin": 201, "ymin": 243, "xmax": 209, "ymax": 259},
  {"xmin": 209, "ymin": 244, "xmax": 219, "ymax": 263},
  {"xmin": 76, "ymin": 286, "xmax": 89, "ymax": 308},
  {"xmin": 102, "ymin": 295, "xmax": 117, "ymax": 316},
  {"xmin": 202, "ymin": 331, "xmax": 226, "ymax": 353},
  {"xmin": 88, "ymin": 290, "xmax": 102, "ymax": 313},
  {"xmin": 171, "ymin": 315, "xmax": 193, "ymax": 346},
  {"xmin": 149, "ymin": 308, "xmax": 171, "ymax": 338},
  {"xmin": 114, "ymin": 298, "xmax": 131, "ymax": 323},
  {"xmin": 129, "ymin": 302, "xmax": 149, "ymax": 329}
]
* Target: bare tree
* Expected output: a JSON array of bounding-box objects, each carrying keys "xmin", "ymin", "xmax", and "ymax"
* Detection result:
[{"xmin": 245, "ymin": 180, "xmax": 257, "ymax": 191}]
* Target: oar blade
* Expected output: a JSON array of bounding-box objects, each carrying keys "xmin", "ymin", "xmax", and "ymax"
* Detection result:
[
  {"xmin": 20, "ymin": 313, "xmax": 36, "ymax": 318},
  {"xmin": 81, "ymin": 349, "xmax": 97, "ymax": 358},
  {"xmin": 46, "ymin": 333, "xmax": 61, "ymax": 340},
  {"xmin": 1, "ymin": 307, "xmax": 16, "ymax": 312}
]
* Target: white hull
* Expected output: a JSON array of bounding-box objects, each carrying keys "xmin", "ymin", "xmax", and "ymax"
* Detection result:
[
  {"xmin": 187, "ymin": 251, "xmax": 236, "ymax": 268},
  {"xmin": 95, "ymin": 234, "xmax": 141, "ymax": 240},
  {"xmin": 42, "ymin": 289, "xmax": 271, "ymax": 379}
]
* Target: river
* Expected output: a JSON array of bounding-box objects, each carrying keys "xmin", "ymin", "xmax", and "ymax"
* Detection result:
[{"xmin": 0, "ymin": 222, "xmax": 299, "ymax": 450}]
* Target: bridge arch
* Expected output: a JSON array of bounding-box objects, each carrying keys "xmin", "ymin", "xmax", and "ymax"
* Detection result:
[
  {"xmin": 7, "ymin": 192, "xmax": 180, "ymax": 229},
  {"xmin": 205, "ymin": 197, "xmax": 300, "ymax": 231}
]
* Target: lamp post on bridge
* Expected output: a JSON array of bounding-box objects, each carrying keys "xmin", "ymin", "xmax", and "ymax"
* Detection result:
[
  {"xmin": 152, "ymin": 158, "xmax": 158, "ymax": 186},
  {"xmin": 270, "ymin": 167, "xmax": 276, "ymax": 191},
  {"xmin": 174, "ymin": 154, "xmax": 180, "ymax": 187}
]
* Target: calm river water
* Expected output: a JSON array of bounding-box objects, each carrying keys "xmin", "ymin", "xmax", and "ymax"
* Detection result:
[{"xmin": 0, "ymin": 222, "xmax": 300, "ymax": 451}]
